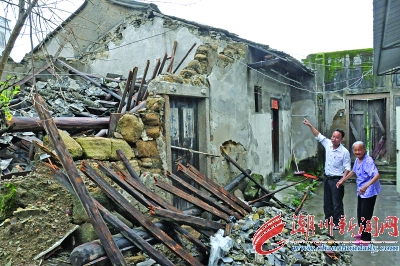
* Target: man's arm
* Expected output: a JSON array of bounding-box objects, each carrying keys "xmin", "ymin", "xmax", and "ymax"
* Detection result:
[{"xmin": 303, "ymin": 118, "xmax": 319, "ymax": 137}]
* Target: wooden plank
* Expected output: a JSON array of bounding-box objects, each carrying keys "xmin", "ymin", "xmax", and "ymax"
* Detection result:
[
  {"xmin": 80, "ymin": 161, "xmax": 203, "ymax": 266},
  {"xmin": 149, "ymin": 206, "xmax": 223, "ymax": 231},
  {"xmin": 186, "ymin": 163, "xmax": 252, "ymax": 213},
  {"xmin": 154, "ymin": 177, "xmax": 231, "ymax": 221},
  {"xmin": 173, "ymin": 42, "xmax": 197, "ymax": 74},
  {"xmin": 136, "ymin": 60, "xmax": 150, "ymax": 103},
  {"xmin": 117, "ymin": 69, "xmax": 133, "ymax": 113},
  {"xmin": 108, "ymin": 113, "xmax": 123, "ymax": 138},
  {"xmin": 349, "ymin": 121, "xmax": 361, "ymax": 140},
  {"xmin": 166, "ymin": 41, "xmax": 178, "ymax": 73},
  {"xmin": 126, "ymin": 67, "xmax": 138, "ymax": 111},
  {"xmin": 374, "ymin": 111, "xmax": 386, "ymax": 133},
  {"xmin": 177, "ymin": 162, "xmax": 248, "ymax": 216},
  {"xmin": 8, "ymin": 116, "xmax": 109, "ymax": 132},
  {"xmin": 349, "ymin": 110, "xmax": 364, "ymax": 115},
  {"xmin": 166, "ymin": 171, "xmax": 242, "ymax": 220},
  {"xmin": 158, "ymin": 53, "xmax": 168, "ymax": 75},
  {"xmin": 44, "ymin": 164, "xmax": 174, "ymax": 266},
  {"xmin": 33, "ymin": 94, "xmax": 127, "ymax": 266}
]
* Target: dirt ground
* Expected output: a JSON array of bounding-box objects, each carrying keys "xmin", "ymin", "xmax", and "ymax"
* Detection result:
[
  {"xmin": 0, "ymin": 163, "xmax": 75, "ymax": 265},
  {"xmin": 0, "ymin": 162, "xmax": 203, "ymax": 266}
]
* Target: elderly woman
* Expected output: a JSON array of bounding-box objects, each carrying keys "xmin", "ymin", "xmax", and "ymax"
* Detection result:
[{"xmin": 336, "ymin": 141, "xmax": 381, "ymax": 245}]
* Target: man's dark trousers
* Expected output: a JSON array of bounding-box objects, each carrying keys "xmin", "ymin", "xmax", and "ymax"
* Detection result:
[{"xmin": 324, "ymin": 176, "xmax": 344, "ymax": 226}]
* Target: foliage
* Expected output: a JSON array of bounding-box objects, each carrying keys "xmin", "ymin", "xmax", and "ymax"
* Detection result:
[
  {"xmin": 0, "ymin": 76, "xmax": 20, "ymax": 121},
  {"xmin": 292, "ymin": 196, "xmax": 301, "ymax": 207},
  {"xmin": 0, "ymin": 182, "xmax": 17, "ymax": 220}
]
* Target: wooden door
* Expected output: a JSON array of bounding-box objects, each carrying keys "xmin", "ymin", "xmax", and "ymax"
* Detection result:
[
  {"xmin": 348, "ymin": 98, "xmax": 387, "ymax": 163},
  {"xmin": 170, "ymin": 97, "xmax": 199, "ymax": 210}
]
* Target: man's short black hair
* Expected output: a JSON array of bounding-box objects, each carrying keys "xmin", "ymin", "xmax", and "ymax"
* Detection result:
[{"xmin": 334, "ymin": 128, "xmax": 345, "ymax": 138}]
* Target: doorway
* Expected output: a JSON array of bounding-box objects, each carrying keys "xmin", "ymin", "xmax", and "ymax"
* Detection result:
[
  {"xmin": 169, "ymin": 96, "xmax": 199, "ymax": 210},
  {"xmin": 347, "ymin": 94, "xmax": 389, "ymax": 164}
]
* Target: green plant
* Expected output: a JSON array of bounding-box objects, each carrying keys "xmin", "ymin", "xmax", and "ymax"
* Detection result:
[
  {"xmin": 0, "ymin": 182, "xmax": 17, "ymax": 220},
  {"xmin": 292, "ymin": 196, "xmax": 301, "ymax": 207},
  {"xmin": 0, "ymin": 76, "xmax": 20, "ymax": 121}
]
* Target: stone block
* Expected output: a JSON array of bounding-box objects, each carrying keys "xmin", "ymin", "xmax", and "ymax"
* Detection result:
[
  {"xmin": 145, "ymin": 126, "xmax": 160, "ymax": 139},
  {"xmin": 116, "ymin": 113, "xmax": 144, "ymax": 144},
  {"xmin": 141, "ymin": 113, "xmax": 160, "ymax": 126},
  {"xmin": 44, "ymin": 129, "xmax": 83, "ymax": 159},
  {"xmin": 136, "ymin": 140, "xmax": 158, "ymax": 158},
  {"xmin": 110, "ymin": 138, "xmax": 135, "ymax": 160},
  {"xmin": 146, "ymin": 96, "xmax": 164, "ymax": 112},
  {"xmin": 75, "ymin": 137, "xmax": 111, "ymax": 160}
]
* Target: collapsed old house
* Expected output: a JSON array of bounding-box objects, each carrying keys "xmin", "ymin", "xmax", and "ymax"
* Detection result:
[{"xmin": 1, "ymin": 0, "xmax": 386, "ymax": 265}]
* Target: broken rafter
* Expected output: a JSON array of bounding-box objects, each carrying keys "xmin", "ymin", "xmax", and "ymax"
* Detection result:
[
  {"xmin": 173, "ymin": 42, "xmax": 197, "ymax": 74},
  {"xmin": 117, "ymin": 69, "xmax": 133, "ymax": 113},
  {"xmin": 166, "ymin": 41, "xmax": 178, "ymax": 73},
  {"xmin": 79, "ymin": 161, "xmax": 203, "ymax": 266},
  {"xmin": 220, "ymin": 146, "xmax": 292, "ymax": 210},
  {"xmin": 103, "ymin": 162, "xmax": 210, "ymax": 254},
  {"xmin": 154, "ymin": 177, "xmax": 231, "ymax": 222},
  {"xmin": 8, "ymin": 116, "xmax": 109, "ymax": 132},
  {"xmin": 42, "ymin": 164, "xmax": 174, "ymax": 266},
  {"xmin": 136, "ymin": 60, "xmax": 150, "ymax": 103},
  {"xmin": 177, "ymin": 162, "xmax": 248, "ymax": 216},
  {"xmin": 186, "ymin": 163, "xmax": 252, "ymax": 213},
  {"xmin": 33, "ymin": 94, "xmax": 127, "ymax": 266},
  {"xmin": 126, "ymin": 67, "xmax": 138, "ymax": 111},
  {"xmin": 158, "ymin": 53, "xmax": 168, "ymax": 75},
  {"xmin": 166, "ymin": 171, "xmax": 243, "ymax": 220},
  {"xmin": 149, "ymin": 206, "xmax": 223, "ymax": 231}
]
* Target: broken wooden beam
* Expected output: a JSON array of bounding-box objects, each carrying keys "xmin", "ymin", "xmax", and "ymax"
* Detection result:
[
  {"xmin": 80, "ymin": 161, "xmax": 203, "ymax": 266},
  {"xmin": 136, "ymin": 60, "xmax": 150, "ymax": 103},
  {"xmin": 149, "ymin": 206, "xmax": 223, "ymax": 231},
  {"xmin": 154, "ymin": 177, "xmax": 231, "ymax": 222},
  {"xmin": 158, "ymin": 53, "xmax": 168, "ymax": 75},
  {"xmin": 224, "ymin": 169, "xmax": 251, "ymax": 192},
  {"xmin": 166, "ymin": 171, "xmax": 242, "ymax": 220},
  {"xmin": 126, "ymin": 67, "xmax": 138, "ymax": 111},
  {"xmin": 117, "ymin": 69, "xmax": 133, "ymax": 113},
  {"xmin": 115, "ymin": 149, "xmax": 142, "ymax": 182},
  {"xmin": 103, "ymin": 162, "xmax": 211, "ymax": 253},
  {"xmin": 96, "ymin": 202, "xmax": 175, "ymax": 266},
  {"xmin": 177, "ymin": 162, "xmax": 248, "ymax": 217},
  {"xmin": 8, "ymin": 116, "xmax": 109, "ymax": 132},
  {"xmin": 173, "ymin": 42, "xmax": 197, "ymax": 74},
  {"xmin": 166, "ymin": 41, "xmax": 178, "ymax": 73},
  {"xmin": 295, "ymin": 186, "xmax": 311, "ymax": 215},
  {"xmin": 186, "ymin": 163, "xmax": 252, "ymax": 213},
  {"xmin": 220, "ymin": 146, "xmax": 291, "ymax": 210},
  {"xmin": 248, "ymin": 177, "xmax": 312, "ymax": 205},
  {"xmin": 33, "ymin": 94, "xmax": 127, "ymax": 266},
  {"xmin": 44, "ymin": 162, "xmax": 178, "ymax": 265}
]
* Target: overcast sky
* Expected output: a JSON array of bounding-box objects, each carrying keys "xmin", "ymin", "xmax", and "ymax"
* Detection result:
[{"xmin": 3, "ymin": 0, "xmax": 373, "ymax": 62}]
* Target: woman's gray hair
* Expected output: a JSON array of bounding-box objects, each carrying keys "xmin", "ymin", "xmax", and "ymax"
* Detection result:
[{"xmin": 352, "ymin": 141, "xmax": 366, "ymax": 149}]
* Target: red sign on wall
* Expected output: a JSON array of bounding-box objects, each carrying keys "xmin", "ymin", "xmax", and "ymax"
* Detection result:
[{"xmin": 271, "ymin": 99, "xmax": 279, "ymax": 109}]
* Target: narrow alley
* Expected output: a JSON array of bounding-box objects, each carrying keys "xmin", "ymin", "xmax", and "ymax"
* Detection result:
[{"xmin": 301, "ymin": 179, "xmax": 400, "ymax": 265}]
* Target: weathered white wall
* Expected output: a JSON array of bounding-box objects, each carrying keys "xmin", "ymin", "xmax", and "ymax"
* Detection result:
[{"xmin": 87, "ymin": 17, "xmax": 201, "ymax": 77}]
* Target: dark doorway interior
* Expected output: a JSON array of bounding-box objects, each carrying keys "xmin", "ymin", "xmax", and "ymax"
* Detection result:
[{"xmin": 170, "ymin": 97, "xmax": 199, "ymax": 210}]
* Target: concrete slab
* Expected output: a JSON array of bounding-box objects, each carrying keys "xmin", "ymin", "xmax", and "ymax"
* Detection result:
[{"xmin": 301, "ymin": 180, "xmax": 400, "ymax": 265}]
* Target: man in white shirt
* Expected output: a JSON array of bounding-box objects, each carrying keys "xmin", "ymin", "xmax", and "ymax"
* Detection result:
[{"xmin": 303, "ymin": 118, "xmax": 351, "ymax": 228}]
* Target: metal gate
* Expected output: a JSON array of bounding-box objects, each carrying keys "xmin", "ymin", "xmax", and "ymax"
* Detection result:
[
  {"xmin": 170, "ymin": 97, "xmax": 199, "ymax": 210},
  {"xmin": 348, "ymin": 98, "xmax": 387, "ymax": 163}
]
